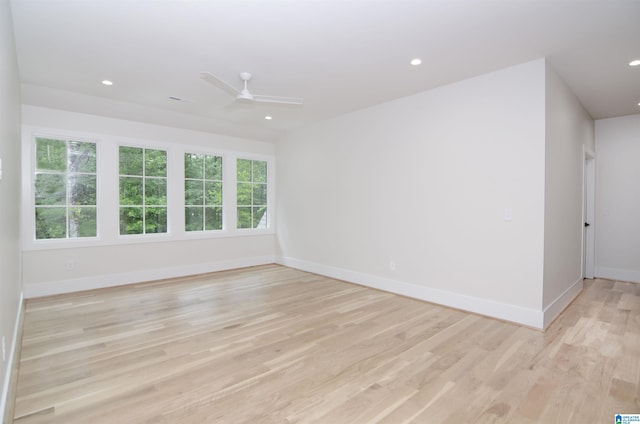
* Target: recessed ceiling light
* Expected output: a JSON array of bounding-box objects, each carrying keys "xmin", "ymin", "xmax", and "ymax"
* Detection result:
[
  {"xmin": 101, "ymin": 80, "xmax": 113, "ymax": 86},
  {"xmin": 265, "ymin": 116, "xmax": 273, "ymax": 120},
  {"xmin": 630, "ymin": 59, "xmax": 640, "ymax": 66},
  {"xmin": 410, "ymin": 58, "xmax": 422, "ymax": 66}
]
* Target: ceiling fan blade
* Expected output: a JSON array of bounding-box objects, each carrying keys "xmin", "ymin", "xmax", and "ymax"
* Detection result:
[
  {"xmin": 224, "ymin": 98, "xmax": 255, "ymax": 111},
  {"xmin": 253, "ymin": 94, "xmax": 304, "ymax": 105},
  {"xmin": 200, "ymin": 72, "xmax": 240, "ymax": 96}
]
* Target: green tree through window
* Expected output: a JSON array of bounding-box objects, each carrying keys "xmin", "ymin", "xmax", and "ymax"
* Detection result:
[
  {"xmin": 34, "ymin": 137, "xmax": 97, "ymax": 239},
  {"xmin": 237, "ymin": 158, "xmax": 267, "ymax": 229},
  {"xmin": 184, "ymin": 153, "xmax": 223, "ymax": 231},
  {"xmin": 119, "ymin": 146, "xmax": 167, "ymax": 235}
]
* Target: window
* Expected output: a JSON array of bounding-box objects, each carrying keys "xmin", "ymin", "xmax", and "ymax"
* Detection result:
[
  {"xmin": 34, "ymin": 137, "xmax": 97, "ymax": 239},
  {"xmin": 184, "ymin": 153, "xmax": 223, "ymax": 231},
  {"xmin": 119, "ymin": 146, "xmax": 167, "ymax": 235},
  {"xmin": 237, "ymin": 158, "xmax": 267, "ymax": 229},
  {"xmin": 24, "ymin": 126, "xmax": 275, "ymax": 250}
]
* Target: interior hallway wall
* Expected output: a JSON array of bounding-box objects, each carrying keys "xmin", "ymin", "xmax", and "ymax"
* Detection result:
[
  {"xmin": 0, "ymin": 0, "xmax": 24, "ymax": 419},
  {"xmin": 277, "ymin": 59, "xmax": 548, "ymax": 327},
  {"xmin": 542, "ymin": 62, "xmax": 595, "ymax": 326}
]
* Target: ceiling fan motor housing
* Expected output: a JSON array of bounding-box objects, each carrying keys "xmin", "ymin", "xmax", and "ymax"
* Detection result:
[
  {"xmin": 200, "ymin": 71, "xmax": 303, "ymax": 105},
  {"xmin": 237, "ymin": 91, "xmax": 254, "ymax": 101},
  {"xmin": 238, "ymin": 72, "xmax": 255, "ymax": 100}
]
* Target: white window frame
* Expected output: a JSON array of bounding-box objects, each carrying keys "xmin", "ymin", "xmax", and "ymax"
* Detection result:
[
  {"xmin": 117, "ymin": 143, "xmax": 169, "ymax": 237},
  {"xmin": 236, "ymin": 156, "xmax": 271, "ymax": 231},
  {"xmin": 21, "ymin": 126, "xmax": 275, "ymax": 251},
  {"xmin": 183, "ymin": 150, "xmax": 225, "ymax": 234},
  {"xmin": 23, "ymin": 130, "xmax": 103, "ymax": 248}
]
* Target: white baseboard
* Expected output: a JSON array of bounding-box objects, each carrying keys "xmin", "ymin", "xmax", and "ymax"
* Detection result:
[
  {"xmin": 277, "ymin": 256, "xmax": 545, "ymax": 329},
  {"xmin": 24, "ymin": 255, "xmax": 276, "ymax": 298},
  {"xmin": 1, "ymin": 291, "xmax": 24, "ymax": 423},
  {"xmin": 543, "ymin": 278, "xmax": 583, "ymax": 328},
  {"xmin": 595, "ymin": 266, "xmax": 640, "ymax": 284}
]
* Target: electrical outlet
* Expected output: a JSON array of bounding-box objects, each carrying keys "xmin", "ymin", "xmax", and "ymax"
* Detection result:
[
  {"xmin": 2, "ymin": 336, "xmax": 6, "ymax": 362},
  {"xmin": 389, "ymin": 261, "xmax": 396, "ymax": 271},
  {"xmin": 65, "ymin": 260, "xmax": 75, "ymax": 271}
]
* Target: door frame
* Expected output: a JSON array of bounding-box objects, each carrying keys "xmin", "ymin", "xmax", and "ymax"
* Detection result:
[{"xmin": 582, "ymin": 147, "xmax": 595, "ymax": 279}]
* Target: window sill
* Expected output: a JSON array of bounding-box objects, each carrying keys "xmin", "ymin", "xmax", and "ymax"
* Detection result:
[{"xmin": 22, "ymin": 228, "xmax": 276, "ymax": 251}]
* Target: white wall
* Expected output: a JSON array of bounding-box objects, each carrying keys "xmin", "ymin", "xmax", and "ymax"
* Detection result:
[
  {"xmin": 277, "ymin": 59, "xmax": 548, "ymax": 327},
  {"xmin": 21, "ymin": 104, "xmax": 275, "ymax": 155},
  {"xmin": 542, "ymin": 63, "xmax": 594, "ymax": 325},
  {"xmin": 21, "ymin": 106, "xmax": 277, "ymax": 297},
  {"xmin": 595, "ymin": 114, "xmax": 640, "ymax": 283},
  {"xmin": 0, "ymin": 0, "xmax": 23, "ymax": 419}
]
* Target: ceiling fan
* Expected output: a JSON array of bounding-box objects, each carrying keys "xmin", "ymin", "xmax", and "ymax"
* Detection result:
[{"xmin": 200, "ymin": 71, "xmax": 304, "ymax": 105}]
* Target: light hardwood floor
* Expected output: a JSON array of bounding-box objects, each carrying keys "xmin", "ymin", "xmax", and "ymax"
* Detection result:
[{"xmin": 11, "ymin": 265, "xmax": 640, "ymax": 423}]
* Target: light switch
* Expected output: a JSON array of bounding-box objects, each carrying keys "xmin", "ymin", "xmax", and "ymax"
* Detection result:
[{"xmin": 504, "ymin": 207, "xmax": 513, "ymax": 221}]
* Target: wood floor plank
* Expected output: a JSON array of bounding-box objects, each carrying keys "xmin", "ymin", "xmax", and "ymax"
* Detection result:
[{"xmin": 11, "ymin": 265, "xmax": 640, "ymax": 423}]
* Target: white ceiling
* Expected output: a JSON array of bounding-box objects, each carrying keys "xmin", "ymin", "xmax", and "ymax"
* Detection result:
[{"xmin": 10, "ymin": 0, "xmax": 640, "ymax": 142}]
